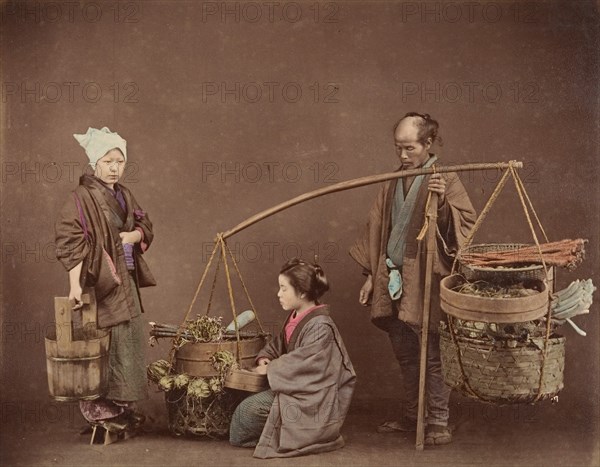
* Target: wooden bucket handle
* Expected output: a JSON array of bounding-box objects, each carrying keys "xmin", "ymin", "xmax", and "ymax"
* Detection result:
[{"xmin": 79, "ymin": 293, "xmax": 98, "ymax": 329}]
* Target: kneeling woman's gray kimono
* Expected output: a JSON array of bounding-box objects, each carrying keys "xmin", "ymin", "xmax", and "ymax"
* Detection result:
[{"xmin": 236, "ymin": 306, "xmax": 356, "ymax": 459}]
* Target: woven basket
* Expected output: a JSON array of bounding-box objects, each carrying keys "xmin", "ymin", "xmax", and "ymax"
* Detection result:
[
  {"xmin": 165, "ymin": 388, "xmax": 243, "ymax": 438},
  {"xmin": 439, "ymin": 327, "xmax": 565, "ymax": 404},
  {"xmin": 458, "ymin": 243, "xmax": 554, "ymax": 285}
]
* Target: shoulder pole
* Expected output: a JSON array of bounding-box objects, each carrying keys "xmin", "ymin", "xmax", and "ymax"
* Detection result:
[{"xmin": 220, "ymin": 161, "xmax": 522, "ymax": 240}]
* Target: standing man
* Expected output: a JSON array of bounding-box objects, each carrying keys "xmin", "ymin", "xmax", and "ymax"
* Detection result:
[{"xmin": 350, "ymin": 113, "xmax": 476, "ymax": 445}]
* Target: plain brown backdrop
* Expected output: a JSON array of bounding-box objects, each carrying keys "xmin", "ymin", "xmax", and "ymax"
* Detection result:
[{"xmin": 1, "ymin": 0, "xmax": 598, "ymax": 444}]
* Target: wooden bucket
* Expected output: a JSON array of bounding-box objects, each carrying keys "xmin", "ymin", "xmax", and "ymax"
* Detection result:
[
  {"xmin": 174, "ymin": 335, "xmax": 267, "ymax": 377},
  {"xmin": 224, "ymin": 368, "xmax": 268, "ymax": 393},
  {"xmin": 440, "ymin": 274, "xmax": 549, "ymax": 323},
  {"xmin": 45, "ymin": 294, "xmax": 110, "ymax": 401}
]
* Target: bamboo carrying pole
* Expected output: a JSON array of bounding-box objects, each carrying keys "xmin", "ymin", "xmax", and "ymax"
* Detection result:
[
  {"xmin": 415, "ymin": 193, "xmax": 439, "ymax": 450},
  {"xmin": 220, "ymin": 161, "xmax": 523, "ymax": 239}
]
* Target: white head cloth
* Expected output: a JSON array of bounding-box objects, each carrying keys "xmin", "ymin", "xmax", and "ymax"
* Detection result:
[{"xmin": 73, "ymin": 127, "xmax": 127, "ymax": 169}]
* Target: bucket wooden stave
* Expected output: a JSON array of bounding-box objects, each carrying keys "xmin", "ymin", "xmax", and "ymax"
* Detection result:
[{"xmin": 45, "ymin": 294, "xmax": 109, "ymax": 401}]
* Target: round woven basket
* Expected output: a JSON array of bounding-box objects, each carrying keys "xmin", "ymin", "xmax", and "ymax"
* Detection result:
[
  {"xmin": 439, "ymin": 328, "xmax": 565, "ymax": 404},
  {"xmin": 165, "ymin": 388, "xmax": 244, "ymax": 438},
  {"xmin": 457, "ymin": 243, "xmax": 553, "ymax": 285}
]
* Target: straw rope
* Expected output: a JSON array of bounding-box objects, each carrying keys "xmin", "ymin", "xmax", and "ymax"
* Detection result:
[
  {"xmin": 218, "ymin": 235, "xmax": 242, "ymax": 363},
  {"xmin": 223, "ymin": 239, "xmax": 266, "ymax": 333},
  {"xmin": 169, "ymin": 240, "xmax": 221, "ymax": 364}
]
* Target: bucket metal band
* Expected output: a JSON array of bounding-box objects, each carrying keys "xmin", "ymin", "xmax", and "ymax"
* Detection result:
[{"xmin": 46, "ymin": 354, "xmax": 107, "ymax": 362}]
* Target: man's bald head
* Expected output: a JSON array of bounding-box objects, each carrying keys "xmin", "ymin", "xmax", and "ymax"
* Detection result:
[{"xmin": 393, "ymin": 112, "xmax": 441, "ymax": 147}]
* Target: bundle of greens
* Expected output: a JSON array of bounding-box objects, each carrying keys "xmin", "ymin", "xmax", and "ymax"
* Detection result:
[
  {"xmin": 148, "ymin": 315, "xmax": 224, "ymax": 349},
  {"xmin": 147, "ymin": 359, "xmax": 171, "ymax": 383}
]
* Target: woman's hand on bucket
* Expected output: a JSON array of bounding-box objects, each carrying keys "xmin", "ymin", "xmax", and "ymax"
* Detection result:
[
  {"xmin": 68, "ymin": 262, "xmax": 84, "ymax": 310},
  {"xmin": 69, "ymin": 284, "xmax": 83, "ymax": 310}
]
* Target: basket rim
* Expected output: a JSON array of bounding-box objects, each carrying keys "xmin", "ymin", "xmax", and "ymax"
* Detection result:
[
  {"xmin": 461, "ymin": 263, "xmax": 544, "ymax": 273},
  {"xmin": 440, "ymin": 327, "xmax": 565, "ymax": 346}
]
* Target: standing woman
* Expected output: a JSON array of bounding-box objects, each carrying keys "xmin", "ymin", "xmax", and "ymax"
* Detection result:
[
  {"xmin": 55, "ymin": 127, "xmax": 156, "ymax": 432},
  {"xmin": 230, "ymin": 258, "xmax": 356, "ymax": 458}
]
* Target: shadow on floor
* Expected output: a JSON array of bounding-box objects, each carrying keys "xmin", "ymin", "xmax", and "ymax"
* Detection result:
[{"xmin": 1, "ymin": 394, "xmax": 598, "ymax": 466}]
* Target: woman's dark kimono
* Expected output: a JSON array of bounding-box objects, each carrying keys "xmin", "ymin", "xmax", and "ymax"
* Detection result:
[{"xmin": 55, "ymin": 174, "xmax": 155, "ymax": 415}]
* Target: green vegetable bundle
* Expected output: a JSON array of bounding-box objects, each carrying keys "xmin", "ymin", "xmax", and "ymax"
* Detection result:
[
  {"xmin": 210, "ymin": 350, "xmax": 237, "ymax": 376},
  {"xmin": 183, "ymin": 315, "xmax": 223, "ymax": 343},
  {"xmin": 187, "ymin": 378, "xmax": 211, "ymax": 399},
  {"xmin": 147, "ymin": 359, "xmax": 172, "ymax": 383}
]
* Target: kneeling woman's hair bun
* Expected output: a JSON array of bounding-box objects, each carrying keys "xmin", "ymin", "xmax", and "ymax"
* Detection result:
[{"xmin": 280, "ymin": 257, "xmax": 329, "ymax": 302}]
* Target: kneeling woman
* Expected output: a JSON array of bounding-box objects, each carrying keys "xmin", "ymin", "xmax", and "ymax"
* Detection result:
[{"xmin": 230, "ymin": 258, "xmax": 356, "ymax": 458}]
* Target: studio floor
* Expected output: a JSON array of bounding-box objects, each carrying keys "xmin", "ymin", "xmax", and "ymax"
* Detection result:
[{"xmin": 1, "ymin": 395, "xmax": 598, "ymax": 467}]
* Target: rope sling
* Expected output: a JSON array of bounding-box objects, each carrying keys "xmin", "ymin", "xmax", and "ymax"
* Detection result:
[
  {"xmin": 447, "ymin": 165, "xmax": 553, "ymax": 403},
  {"xmin": 168, "ymin": 234, "xmax": 267, "ymax": 367}
]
